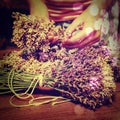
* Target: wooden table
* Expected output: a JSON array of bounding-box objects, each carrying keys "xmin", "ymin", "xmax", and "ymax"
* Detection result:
[
  {"xmin": 0, "ymin": 83, "xmax": 120, "ymax": 120},
  {"xmin": 0, "ymin": 48, "xmax": 120, "ymax": 120}
]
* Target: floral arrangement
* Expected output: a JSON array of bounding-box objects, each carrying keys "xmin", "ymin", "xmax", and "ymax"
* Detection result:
[{"xmin": 0, "ymin": 12, "xmax": 118, "ymax": 110}]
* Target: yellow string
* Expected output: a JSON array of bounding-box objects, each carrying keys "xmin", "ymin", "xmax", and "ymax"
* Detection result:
[
  {"xmin": 52, "ymin": 99, "xmax": 70, "ymax": 106},
  {"xmin": 8, "ymin": 69, "xmax": 42, "ymax": 107},
  {"xmin": 9, "ymin": 95, "xmax": 70, "ymax": 107},
  {"xmin": 9, "ymin": 94, "xmax": 34, "ymax": 107},
  {"xmin": 8, "ymin": 69, "xmax": 70, "ymax": 107},
  {"xmin": 8, "ymin": 69, "xmax": 39, "ymax": 99},
  {"xmin": 36, "ymin": 74, "xmax": 43, "ymax": 87},
  {"xmin": 29, "ymin": 96, "xmax": 61, "ymax": 106}
]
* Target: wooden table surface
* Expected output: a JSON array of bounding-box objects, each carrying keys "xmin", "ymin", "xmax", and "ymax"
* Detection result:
[
  {"xmin": 0, "ymin": 48, "xmax": 120, "ymax": 120},
  {"xmin": 0, "ymin": 82, "xmax": 120, "ymax": 120}
]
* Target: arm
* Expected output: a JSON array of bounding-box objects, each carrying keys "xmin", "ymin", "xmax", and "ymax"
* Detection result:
[
  {"xmin": 63, "ymin": 0, "xmax": 114, "ymax": 48},
  {"xmin": 27, "ymin": 0, "xmax": 49, "ymax": 21}
]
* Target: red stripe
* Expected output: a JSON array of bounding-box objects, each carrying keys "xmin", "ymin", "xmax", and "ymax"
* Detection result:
[
  {"xmin": 50, "ymin": 10, "xmax": 83, "ymax": 17},
  {"xmin": 46, "ymin": 1, "xmax": 90, "ymax": 10},
  {"xmin": 45, "ymin": 0, "xmax": 92, "ymax": 21},
  {"xmin": 49, "ymin": 15, "xmax": 78, "ymax": 22},
  {"xmin": 48, "ymin": 4, "xmax": 88, "ymax": 15},
  {"xmin": 45, "ymin": 0, "xmax": 91, "ymax": 4}
]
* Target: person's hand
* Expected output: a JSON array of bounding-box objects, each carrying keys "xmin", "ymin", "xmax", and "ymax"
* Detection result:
[
  {"xmin": 62, "ymin": 4, "xmax": 101, "ymax": 49},
  {"xmin": 47, "ymin": 25, "xmax": 64, "ymax": 44}
]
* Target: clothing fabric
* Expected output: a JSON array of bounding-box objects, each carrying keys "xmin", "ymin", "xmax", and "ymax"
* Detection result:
[
  {"xmin": 99, "ymin": 1, "xmax": 119, "ymax": 65},
  {"xmin": 46, "ymin": 0, "xmax": 119, "ymax": 66},
  {"xmin": 45, "ymin": 0, "xmax": 92, "ymax": 22}
]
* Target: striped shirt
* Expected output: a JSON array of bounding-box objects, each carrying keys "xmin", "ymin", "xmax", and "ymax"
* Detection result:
[{"xmin": 45, "ymin": 0, "xmax": 92, "ymax": 22}]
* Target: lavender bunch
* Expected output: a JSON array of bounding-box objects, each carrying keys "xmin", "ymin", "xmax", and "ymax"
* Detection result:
[
  {"xmin": 44, "ymin": 44, "xmax": 116, "ymax": 109},
  {"xmin": 11, "ymin": 12, "xmax": 64, "ymax": 51},
  {"xmin": 0, "ymin": 12, "xmax": 116, "ymax": 109},
  {"xmin": 1, "ymin": 34, "xmax": 116, "ymax": 109}
]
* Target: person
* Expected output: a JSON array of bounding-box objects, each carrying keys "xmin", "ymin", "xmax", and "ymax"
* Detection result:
[
  {"xmin": 26, "ymin": 0, "xmax": 120, "ymax": 82},
  {"xmin": 27, "ymin": 0, "xmax": 119, "ymax": 51}
]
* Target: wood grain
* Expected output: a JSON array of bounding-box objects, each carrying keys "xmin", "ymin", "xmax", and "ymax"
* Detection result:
[{"xmin": 0, "ymin": 83, "xmax": 120, "ymax": 120}]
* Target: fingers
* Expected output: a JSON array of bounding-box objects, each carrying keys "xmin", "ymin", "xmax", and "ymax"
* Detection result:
[
  {"xmin": 65, "ymin": 22, "xmax": 84, "ymax": 37},
  {"xmin": 77, "ymin": 30, "xmax": 100, "ymax": 48},
  {"xmin": 63, "ymin": 30, "xmax": 100, "ymax": 48},
  {"xmin": 63, "ymin": 24, "xmax": 85, "ymax": 44},
  {"xmin": 63, "ymin": 30, "xmax": 96, "ymax": 46},
  {"xmin": 65, "ymin": 22, "xmax": 79, "ymax": 34},
  {"xmin": 63, "ymin": 30, "xmax": 86, "ymax": 46},
  {"xmin": 48, "ymin": 36, "xmax": 59, "ymax": 44},
  {"xmin": 66, "ymin": 29, "xmax": 86, "ymax": 43}
]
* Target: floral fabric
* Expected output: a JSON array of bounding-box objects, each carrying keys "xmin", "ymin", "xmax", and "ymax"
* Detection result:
[
  {"xmin": 57, "ymin": 1, "xmax": 120, "ymax": 67},
  {"xmin": 100, "ymin": 1, "xmax": 119, "ymax": 67}
]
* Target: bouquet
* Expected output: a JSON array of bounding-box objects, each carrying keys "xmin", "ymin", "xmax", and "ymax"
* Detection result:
[{"xmin": 0, "ymin": 12, "xmax": 117, "ymax": 110}]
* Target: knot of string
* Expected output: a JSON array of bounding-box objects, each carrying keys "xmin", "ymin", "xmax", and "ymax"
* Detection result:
[
  {"xmin": 8, "ymin": 69, "xmax": 41, "ymax": 100},
  {"xmin": 8, "ymin": 69, "xmax": 70, "ymax": 107}
]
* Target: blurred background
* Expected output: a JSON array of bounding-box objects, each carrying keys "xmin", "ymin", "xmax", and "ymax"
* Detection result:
[{"xmin": 0, "ymin": 0, "xmax": 29, "ymax": 49}]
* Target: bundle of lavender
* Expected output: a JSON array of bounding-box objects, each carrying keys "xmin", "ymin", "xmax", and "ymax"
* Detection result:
[
  {"xmin": 11, "ymin": 12, "xmax": 63, "ymax": 50},
  {"xmin": 0, "ymin": 12, "xmax": 117, "ymax": 110}
]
